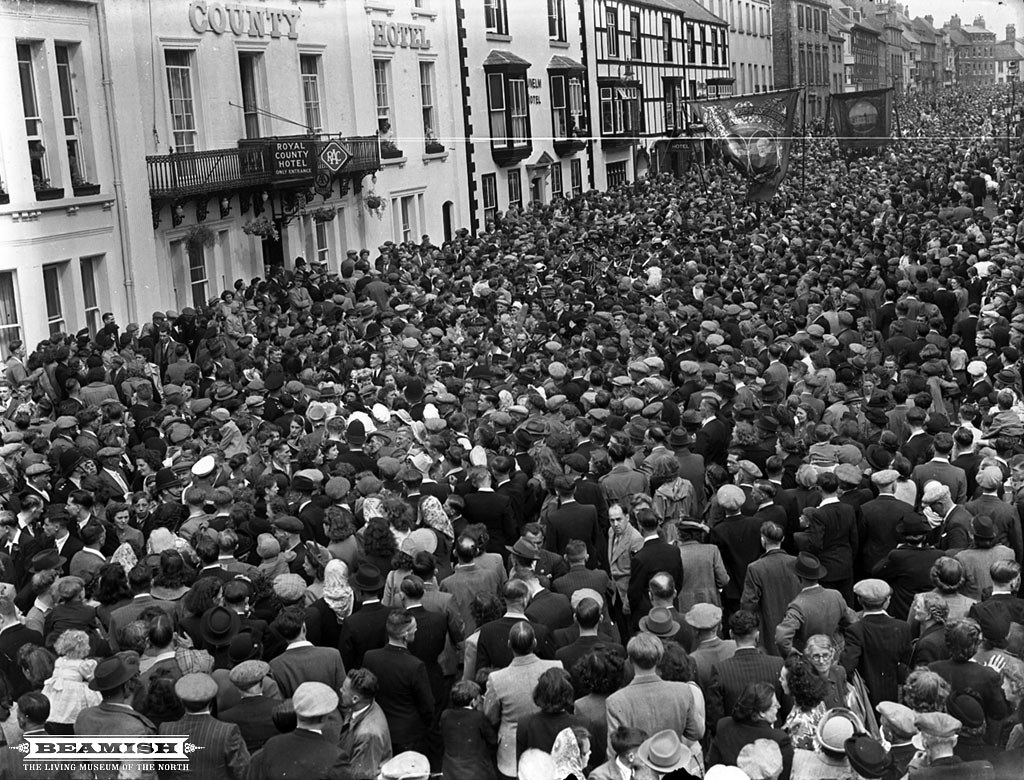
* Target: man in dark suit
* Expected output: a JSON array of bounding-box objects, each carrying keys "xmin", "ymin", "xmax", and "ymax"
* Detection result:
[
  {"xmin": 362, "ymin": 609, "xmax": 435, "ymax": 756},
  {"xmin": 555, "ymin": 596, "xmax": 625, "ymax": 673},
  {"xmin": 440, "ymin": 536, "xmax": 503, "ymax": 634},
  {"xmin": 840, "ymin": 579, "xmax": 913, "ymax": 707},
  {"xmin": 246, "ymin": 681, "xmax": 346, "ymax": 780},
  {"xmin": 217, "ymin": 660, "xmax": 281, "ymax": 753},
  {"xmin": 475, "ymin": 578, "xmax": 554, "ymax": 669},
  {"xmin": 492, "ymin": 455, "xmax": 528, "ymax": 532},
  {"xmin": 900, "ymin": 408, "xmax": 934, "ymax": 468},
  {"xmin": 159, "ymin": 672, "xmax": 250, "ymax": 780},
  {"xmin": 968, "ymin": 561, "xmax": 1024, "ymax": 649},
  {"xmin": 522, "ymin": 567, "xmax": 573, "ymax": 630},
  {"xmin": 627, "ymin": 510, "xmax": 683, "ymax": 628},
  {"xmin": 668, "ymin": 428, "xmax": 705, "ymax": 515},
  {"xmin": 40, "ymin": 510, "xmax": 83, "ymax": 576},
  {"xmin": 268, "ymin": 607, "xmax": 346, "ymax": 699},
  {"xmin": 75, "ymin": 655, "xmax": 155, "ymax": 736},
  {"xmin": 872, "ymin": 515, "xmax": 946, "ymax": 621},
  {"xmin": 462, "ymin": 466, "xmax": 518, "ymax": 561},
  {"xmin": 562, "ymin": 453, "xmax": 610, "ymax": 565},
  {"xmin": 709, "ymin": 485, "xmax": 763, "ymax": 616},
  {"xmin": 106, "ymin": 564, "xmax": 178, "ymax": 651},
  {"xmin": 741, "ymin": 521, "xmax": 800, "ymax": 656},
  {"xmin": 706, "ymin": 610, "xmax": 785, "ymax": 730},
  {"xmin": 0, "ymin": 596, "xmax": 43, "ymax": 697},
  {"xmin": 809, "ymin": 472, "xmax": 859, "ymax": 605},
  {"xmin": 858, "ymin": 470, "xmax": 923, "ymax": 578},
  {"xmin": 551, "ymin": 540, "xmax": 611, "ymax": 600},
  {"xmin": 399, "ymin": 575, "xmax": 456, "ymax": 717},
  {"xmin": 912, "ymin": 433, "xmax": 968, "ymax": 505},
  {"xmin": 694, "ymin": 396, "xmax": 731, "ymax": 468},
  {"xmin": 545, "ymin": 476, "xmax": 601, "ymax": 563},
  {"xmin": 338, "ymin": 564, "xmax": 390, "ymax": 669}
]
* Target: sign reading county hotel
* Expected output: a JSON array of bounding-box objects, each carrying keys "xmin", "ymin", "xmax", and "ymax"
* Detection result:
[
  {"xmin": 271, "ymin": 140, "xmax": 314, "ymax": 176},
  {"xmin": 13, "ymin": 736, "xmax": 195, "ymax": 772},
  {"xmin": 189, "ymin": 1, "xmax": 301, "ymax": 40}
]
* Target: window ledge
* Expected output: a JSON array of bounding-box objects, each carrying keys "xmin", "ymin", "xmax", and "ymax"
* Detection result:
[
  {"xmin": 486, "ymin": 33, "xmax": 512, "ymax": 43},
  {"xmin": 550, "ymin": 40, "xmax": 570, "ymax": 49},
  {"xmin": 411, "ymin": 9, "xmax": 437, "ymax": 20},
  {"xmin": 364, "ymin": 0, "xmax": 395, "ymax": 15},
  {"xmin": 0, "ymin": 192, "xmax": 113, "ymax": 217},
  {"xmin": 422, "ymin": 151, "xmax": 449, "ymax": 163},
  {"xmin": 381, "ymin": 155, "xmax": 408, "ymax": 168}
]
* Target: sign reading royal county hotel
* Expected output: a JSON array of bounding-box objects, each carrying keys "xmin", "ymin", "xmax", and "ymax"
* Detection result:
[
  {"xmin": 188, "ymin": 1, "xmax": 301, "ymax": 39},
  {"xmin": 12, "ymin": 736, "xmax": 196, "ymax": 772}
]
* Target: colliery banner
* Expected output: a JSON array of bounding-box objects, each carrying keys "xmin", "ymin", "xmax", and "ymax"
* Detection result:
[
  {"xmin": 697, "ymin": 89, "xmax": 801, "ymax": 202},
  {"xmin": 830, "ymin": 87, "xmax": 894, "ymax": 150}
]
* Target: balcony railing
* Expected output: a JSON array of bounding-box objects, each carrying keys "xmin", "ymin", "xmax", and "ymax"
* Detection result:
[
  {"xmin": 148, "ymin": 147, "xmax": 272, "ymax": 199},
  {"xmin": 147, "ymin": 136, "xmax": 381, "ymax": 199}
]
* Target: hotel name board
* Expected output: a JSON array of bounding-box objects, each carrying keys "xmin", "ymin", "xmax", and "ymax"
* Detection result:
[
  {"xmin": 188, "ymin": 1, "xmax": 301, "ymax": 40},
  {"xmin": 371, "ymin": 20, "xmax": 432, "ymax": 50}
]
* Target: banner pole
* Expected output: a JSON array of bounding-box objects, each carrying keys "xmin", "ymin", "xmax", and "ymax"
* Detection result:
[{"xmin": 801, "ymin": 87, "xmax": 808, "ymax": 199}]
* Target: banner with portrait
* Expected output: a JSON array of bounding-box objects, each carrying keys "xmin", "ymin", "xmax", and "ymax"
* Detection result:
[
  {"xmin": 696, "ymin": 89, "xmax": 801, "ymax": 202},
  {"xmin": 829, "ymin": 87, "xmax": 894, "ymax": 150}
]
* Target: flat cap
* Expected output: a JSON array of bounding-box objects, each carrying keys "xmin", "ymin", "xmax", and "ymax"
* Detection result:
[
  {"xmin": 292, "ymin": 681, "xmax": 339, "ymax": 718},
  {"xmin": 920, "ymin": 480, "xmax": 950, "ymax": 504},
  {"xmin": 977, "ymin": 466, "xmax": 1004, "ymax": 490},
  {"xmin": 736, "ymin": 460, "xmax": 762, "ymax": 478},
  {"xmin": 870, "ymin": 469, "xmax": 899, "ymax": 487},
  {"xmin": 25, "ymin": 463, "xmax": 52, "ymax": 476},
  {"xmin": 914, "ymin": 711, "xmax": 960, "ymax": 738},
  {"xmin": 876, "ymin": 701, "xmax": 916, "ymax": 739},
  {"xmin": 380, "ymin": 751, "xmax": 431, "ymax": 780},
  {"xmin": 272, "ymin": 515, "xmax": 304, "ymax": 533},
  {"xmin": 716, "ymin": 484, "xmax": 746, "ymax": 512},
  {"xmin": 229, "ymin": 660, "xmax": 270, "ymax": 688},
  {"xmin": 272, "ymin": 573, "xmax": 307, "ymax": 603},
  {"xmin": 684, "ymin": 602, "xmax": 723, "ymax": 630},
  {"xmin": 853, "ymin": 578, "xmax": 891, "ymax": 605},
  {"xmin": 54, "ymin": 416, "xmax": 78, "ymax": 430},
  {"xmin": 174, "ymin": 672, "xmax": 219, "ymax": 703},
  {"xmin": 834, "ymin": 463, "xmax": 862, "ymax": 484}
]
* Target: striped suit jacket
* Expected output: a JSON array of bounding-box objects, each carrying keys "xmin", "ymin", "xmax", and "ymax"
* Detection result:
[
  {"xmin": 158, "ymin": 712, "xmax": 250, "ymax": 780},
  {"xmin": 706, "ymin": 647, "xmax": 785, "ymax": 728}
]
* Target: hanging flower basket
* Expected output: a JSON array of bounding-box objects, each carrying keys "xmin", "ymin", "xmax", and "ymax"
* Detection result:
[
  {"xmin": 242, "ymin": 215, "xmax": 280, "ymax": 242},
  {"xmin": 310, "ymin": 205, "xmax": 337, "ymax": 223},
  {"xmin": 380, "ymin": 140, "xmax": 403, "ymax": 159},
  {"xmin": 185, "ymin": 224, "xmax": 216, "ymax": 256},
  {"xmin": 364, "ymin": 193, "xmax": 386, "ymax": 219}
]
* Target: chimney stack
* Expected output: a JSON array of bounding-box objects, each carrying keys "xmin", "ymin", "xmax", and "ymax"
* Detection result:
[
  {"xmin": 1008, "ymin": 24, "xmax": 1017, "ymax": 42},
  {"xmin": 924, "ymin": 14, "xmax": 933, "ymax": 26},
  {"xmin": 974, "ymin": 15, "xmax": 986, "ymax": 29}
]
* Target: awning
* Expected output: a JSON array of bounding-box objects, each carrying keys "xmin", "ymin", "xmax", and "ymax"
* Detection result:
[
  {"xmin": 548, "ymin": 54, "xmax": 585, "ymax": 72},
  {"xmin": 483, "ymin": 50, "xmax": 532, "ymax": 69}
]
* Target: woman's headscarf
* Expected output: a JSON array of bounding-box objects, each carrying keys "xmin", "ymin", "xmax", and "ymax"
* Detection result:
[
  {"xmin": 418, "ymin": 494, "xmax": 454, "ymax": 540},
  {"xmin": 322, "ymin": 559, "xmax": 354, "ymax": 622},
  {"xmin": 550, "ymin": 728, "xmax": 586, "ymax": 780}
]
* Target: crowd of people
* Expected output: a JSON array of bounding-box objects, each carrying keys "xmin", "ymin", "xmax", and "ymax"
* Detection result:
[{"xmin": 0, "ymin": 84, "xmax": 1024, "ymax": 780}]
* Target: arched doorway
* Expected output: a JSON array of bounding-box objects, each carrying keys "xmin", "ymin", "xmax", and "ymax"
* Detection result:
[{"xmin": 442, "ymin": 201, "xmax": 454, "ymax": 243}]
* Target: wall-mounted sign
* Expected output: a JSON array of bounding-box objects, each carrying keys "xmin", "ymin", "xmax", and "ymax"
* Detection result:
[
  {"xmin": 188, "ymin": 1, "xmax": 301, "ymax": 40},
  {"xmin": 371, "ymin": 20, "xmax": 431, "ymax": 50},
  {"xmin": 271, "ymin": 140, "xmax": 313, "ymax": 176},
  {"xmin": 528, "ymin": 79, "xmax": 543, "ymax": 89}
]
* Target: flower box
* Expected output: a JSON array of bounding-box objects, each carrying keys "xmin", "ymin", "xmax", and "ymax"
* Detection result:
[
  {"xmin": 72, "ymin": 183, "xmax": 101, "ymax": 197},
  {"xmin": 36, "ymin": 187, "xmax": 65, "ymax": 201}
]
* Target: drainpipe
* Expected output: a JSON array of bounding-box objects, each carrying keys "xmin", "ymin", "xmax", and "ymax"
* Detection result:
[{"xmin": 95, "ymin": 0, "xmax": 137, "ymax": 323}]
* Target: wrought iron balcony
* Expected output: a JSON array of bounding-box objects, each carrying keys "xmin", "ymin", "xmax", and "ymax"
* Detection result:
[
  {"xmin": 147, "ymin": 147, "xmax": 272, "ymax": 199},
  {"xmin": 147, "ymin": 136, "xmax": 381, "ymax": 199}
]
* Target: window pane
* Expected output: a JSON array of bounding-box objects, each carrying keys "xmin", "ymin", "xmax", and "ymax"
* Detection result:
[
  {"xmin": 301, "ymin": 55, "xmax": 322, "ymax": 133},
  {"xmin": 166, "ymin": 50, "xmax": 196, "ymax": 152}
]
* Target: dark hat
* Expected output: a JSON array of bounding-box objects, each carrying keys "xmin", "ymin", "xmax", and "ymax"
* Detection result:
[
  {"xmin": 351, "ymin": 563, "xmax": 384, "ymax": 593},
  {"xmin": 58, "ymin": 447, "xmax": 89, "ymax": 475},
  {"xmin": 272, "ymin": 515, "xmax": 304, "ymax": 534},
  {"xmin": 972, "ymin": 514, "xmax": 996, "ymax": 540},
  {"xmin": 212, "ymin": 385, "xmax": 238, "ymax": 402},
  {"xmin": 562, "ymin": 453, "xmax": 589, "ymax": 473},
  {"xmin": 668, "ymin": 427, "xmax": 693, "ymax": 448},
  {"xmin": 898, "ymin": 514, "xmax": 930, "ymax": 537},
  {"xmin": 200, "ymin": 605, "xmax": 241, "ymax": 648},
  {"xmin": 844, "ymin": 735, "xmax": 892, "ymax": 780},
  {"xmin": 346, "ymin": 419, "xmax": 366, "ymax": 446},
  {"xmin": 153, "ymin": 468, "xmax": 182, "ymax": 493},
  {"xmin": 227, "ymin": 631, "xmax": 263, "ymax": 664},
  {"xmin": 947, "ymin": 691, "xmax": 985, "ymax": 730},
  {"xmin": 794, "ymin": 552, "xmax": 827, "ymax": 580},
  {"xmin": 755, "ymin": 416, "xmax": 779, "ymax": 434},
  {"xmin": 639, "ymin": 606, "xmax": 681, "ymax": 637},
  {"xmin": 30, "ymin": 549, "xmax": 67, "ymax": 572},
  {"xmin": 89, "ymin": 654, "xmax": 140, "ymax": 691},
  {"xmin": 865, "ymin": 444, "xmax": 893, "ymax": 471},
  {"xmin": 506, "ymin": 537, "xmax": 542, "ymax": 560}
]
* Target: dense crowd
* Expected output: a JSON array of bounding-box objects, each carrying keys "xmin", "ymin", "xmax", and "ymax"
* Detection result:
[{"xmin": 1, "ymin": 84, "xmax": 1024, "ymax": 780}]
